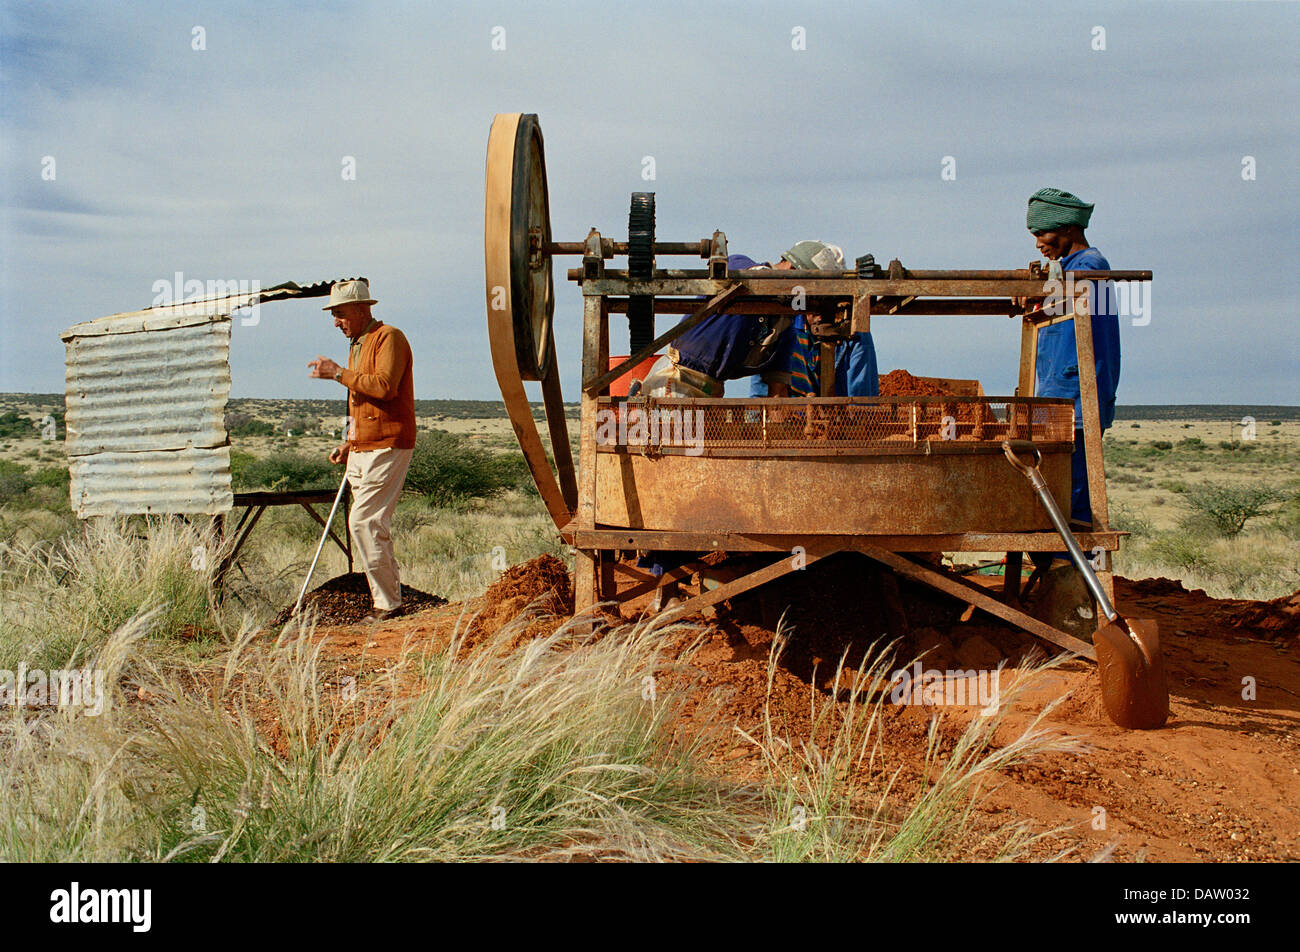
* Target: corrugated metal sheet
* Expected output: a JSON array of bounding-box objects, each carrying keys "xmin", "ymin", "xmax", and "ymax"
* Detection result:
[
  {"xmin": 62, "ymin": 308, "xmax": 232, "ymax": 518},
  {"xmin": 59, "ymin": 277, "xmax": 363, "ymax": 518},
  {"xmin": 68, "ymin": 447, "xmax": 232, "ymax": 517}
]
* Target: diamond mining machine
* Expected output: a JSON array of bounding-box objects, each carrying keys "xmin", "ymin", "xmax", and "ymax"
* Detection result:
[{"xmin": 483, "ymin": 113, "xmax": 1168, "ymax": 729}]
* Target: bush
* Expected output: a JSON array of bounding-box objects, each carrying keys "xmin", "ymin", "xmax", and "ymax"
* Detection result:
[
  {"xmin": 1150, "ymin": 440, "xmax": 1173, "ymax": 451},
  {"xmin": 1184, "ymin": 484, "xmax": 1286, "ymax": 537},
  {"xmin": 225, "ymin": 412, "xmax": 276, "ymax": 437},
  {"xmin": 404, "ymin": 430, "xmax": 527, "ymax": 507},
  {"xmin": 231, "ymin": 452, "xmax": 337, "ymax": 492},
  {"xmin": 1146, "ymin": 530, "xmax": 1212, "ymax": 570},
  {"xmin": 281, "ymin": 413, "xmax": 320, "ymax": 436},
  {"xmin": 32, "ymin": 466, "xmax": 70, "ymax": 490},
  {"xmin": 1179, "ymin": 437, "xmax": 1204, "ymax": 448},
  {"xmin": 0, "ymin": 460, "xmax": 32, "ymax": 504}
]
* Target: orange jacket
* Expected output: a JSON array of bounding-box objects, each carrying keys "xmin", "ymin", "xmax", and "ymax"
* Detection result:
[{"xmin": 339, "ymin": 322, "xmax": 416, "ymax": 451}]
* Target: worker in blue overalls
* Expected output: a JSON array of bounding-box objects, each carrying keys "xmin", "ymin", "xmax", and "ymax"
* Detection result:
[
  {"xmin": 746, "ymin": 240, "xmax": 878, "ymax": 398},
  {"xmin": 1022, "ymin": 187, "xmax": 1121, "ymax": 569},
  {"xmin": 639, "ymin": 241, "xmax": 847, "ymax": 610}
]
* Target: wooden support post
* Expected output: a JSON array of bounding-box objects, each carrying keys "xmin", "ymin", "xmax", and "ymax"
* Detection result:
[
  {"xmin": 573, "ymin": 294, "xmax": 607, "ymax": 623},
  {"xmin": 1003, "ymin": 550, "xmax": 1023, "ymax": 600},
  {"xmin": 1070, "ymin": 286, "xmax": 1116, "ymax": 605},
  {"xmin": 818, "ymin": 342, "xmax": 835, "ymax": 396},
  {"xmin": 1071, "ymin": 291, "xmax": 1109, "ymax": 531},
  {"xmin": 1017, "ymin": 317, "xmax": 1038, "ymax": 398}
]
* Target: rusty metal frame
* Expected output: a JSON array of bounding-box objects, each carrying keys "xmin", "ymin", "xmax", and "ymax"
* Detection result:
[
  {"xmin": 214, "ymin": 488, "xmax": 353, "ymax": 594},
  {"xmin": 554, "ymin": 231, "xmax": 1142, "ymax": 657}
]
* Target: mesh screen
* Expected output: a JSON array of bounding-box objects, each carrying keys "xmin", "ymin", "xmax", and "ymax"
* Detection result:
[{"xmin": 594, "ymin": 397, "xmax": 1073, "ymax": 454}]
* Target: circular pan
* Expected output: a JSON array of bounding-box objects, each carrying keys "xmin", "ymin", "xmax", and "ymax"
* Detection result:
[
  {"xmin": 506, "ymin": 115, "xmax": 554, "ymax": 380},
  {"xmin": 627, "ymin": 192, "xmax": 656, "ymax": 353}
]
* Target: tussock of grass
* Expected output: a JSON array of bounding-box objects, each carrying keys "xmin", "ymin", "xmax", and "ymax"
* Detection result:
[
  {"xmin": 0, "ymin": 518, "xmax": 227, "ymax": 671},
  {"xmin": 0, "ymin": 520, "xmax": 1087, "ymax": 863},
  {"xmin": 741, "ymin": 631, "xmax": 1081, "ymax": 862}
]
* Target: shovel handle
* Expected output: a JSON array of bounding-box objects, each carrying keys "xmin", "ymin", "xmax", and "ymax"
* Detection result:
[{"xmin": 1001, "ymin": 439, "xmax": 1119, "ymax": 623}]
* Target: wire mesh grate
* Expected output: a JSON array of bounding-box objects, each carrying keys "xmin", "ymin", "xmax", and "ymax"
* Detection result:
[{"xmin": 594, "ymin": 396, "xmax": 1073, "ymax": 454}]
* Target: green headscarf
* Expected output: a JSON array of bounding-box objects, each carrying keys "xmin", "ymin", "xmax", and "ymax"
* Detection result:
[{"xmin": 1026, "ymin": 187, "xmax": 1094, "ymax": 232}]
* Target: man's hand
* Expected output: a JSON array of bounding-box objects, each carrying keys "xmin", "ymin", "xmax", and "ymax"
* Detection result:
[
  {"xmin": 309, "ymin": 356, "xmax": 343, "ymax": 380},
  {"xmin": 329, "ymin": 444, "xmax": 349, "ymax": 465}
]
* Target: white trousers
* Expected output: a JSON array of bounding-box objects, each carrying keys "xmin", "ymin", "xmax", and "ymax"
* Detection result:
[{"xmin": 345, "ymin": 446, "xmax": 413, "ymax": 611}]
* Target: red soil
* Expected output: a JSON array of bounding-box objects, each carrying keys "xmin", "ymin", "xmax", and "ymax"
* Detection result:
[{"xmin": 307, "ymin": 554, "xmax": 1300, "ymax": 862}]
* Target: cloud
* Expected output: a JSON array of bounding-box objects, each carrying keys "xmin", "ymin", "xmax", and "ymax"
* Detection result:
[{"xmin": 2, "ymin": 0, "xmax": 1297, "ymax": 403}]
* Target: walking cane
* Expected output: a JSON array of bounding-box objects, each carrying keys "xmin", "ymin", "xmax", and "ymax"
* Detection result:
[{"xmin": 293, "ymin": 469, "xmax": 350, "ymax": 617}]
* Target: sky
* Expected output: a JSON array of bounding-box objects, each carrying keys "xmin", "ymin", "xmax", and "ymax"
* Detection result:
[{"xmin": 1, "ymin": 0, "xmax": 1297, "ymax": 405}]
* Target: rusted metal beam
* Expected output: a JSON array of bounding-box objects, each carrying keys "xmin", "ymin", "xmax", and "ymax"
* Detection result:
[
  {"xmin": 547, "ymin": 240, "xmax": 711, "ymax": 257},
  {"xmin": 613, "ymin": 559, "xmax": 710, "ymax": 601},
  {"xmin": 564, "ymin": 527, "xmax": 1123, "ymax": 553},
  {"xmin": 649, "ymin": 549, "xmax": 829, "ymax": 627},
  {"xmin": 571, "ymin": 273, "xmax": 1151, "ymax": 294},
  {"xmin": 583, "ymin": 283, "xmax": 746, "ymax": 394},
  {"xmin": 852, "ymin": 543, "xmax": 1097, "ymax": 660}
]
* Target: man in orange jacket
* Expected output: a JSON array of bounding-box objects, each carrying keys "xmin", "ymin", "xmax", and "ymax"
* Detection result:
[{"xmin": 308, "ymin": 279, "xmax": 416, "ymax": 623}]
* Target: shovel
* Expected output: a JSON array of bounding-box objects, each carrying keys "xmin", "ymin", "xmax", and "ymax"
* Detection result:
[{"xmin": 1002, "ymin": 440, "xmax": 1169, "ymax": 730}]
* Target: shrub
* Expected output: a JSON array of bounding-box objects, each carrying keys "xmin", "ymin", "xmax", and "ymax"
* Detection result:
[
  {"xmin": 1150, "ymin": 440, "xmax": 1173, "ymax": 451},
  {"xmin": 1111, "ymin": 504, "xmax": 1153, "ymax": 537},
  {"xmin": 1146, "ymin": 531, "xmax": 1212, "ymax": 570},
  {"xmin": 1184, "ymin": 484, "xmax": 1286, "ymax": 537},
  {"xmin": 281, "ymin": 413, "xmax": 320, "ymax": 436},
  {"xmin": 231, "ymin": 452, "xmax": 337, "ymax": 492},
  {"xmin": 1179, "ymin": 437, "xmax": 1204, "ymax": 448},
  {"xmin": 32, "ymin": 466, "xmax": 70, "ymax": 490},
  {"xmin": 404, "ymin": 430, "xmax": 525, "ymax": 506},
  {"xmin": 0, "ymin": 460, "xmax": 32, "ymax": 504},
  {"xmin": 225, "ymin": 412, "xmax": 276, "ymax": 437}
]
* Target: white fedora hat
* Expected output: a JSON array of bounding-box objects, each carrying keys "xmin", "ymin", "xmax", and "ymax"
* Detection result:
[{"xmin": 323, "ymin": 278, "xmax": 377, "ymax": 310}]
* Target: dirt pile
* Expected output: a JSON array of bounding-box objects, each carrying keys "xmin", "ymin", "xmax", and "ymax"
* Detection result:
[
  {"xmin": 1227, "ymin": 588, "xmax": 1300, "ymax": 642},
  {"xmin": 272, "ymin": 572, "xmax": 446, "ymax": 627},
  {"xmin": 878, "ymin": 369, "xmax": 955, "ymax": 396},
  {"xmin": 462, "ymin": 553, "xmax": 575, "ymax": 653}
]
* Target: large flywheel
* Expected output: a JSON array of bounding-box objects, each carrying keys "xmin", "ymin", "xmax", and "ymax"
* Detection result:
[{"xmin": 484, "ymin": 113, "xmax": 576, "ymax": 531}]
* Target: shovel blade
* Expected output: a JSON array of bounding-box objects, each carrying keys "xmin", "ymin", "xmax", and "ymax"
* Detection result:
[{"xmin": 1093, "ymin": 617, "xmax": 1169, "ymax": 730}]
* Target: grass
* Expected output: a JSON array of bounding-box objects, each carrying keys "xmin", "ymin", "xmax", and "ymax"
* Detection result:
[
  {"xmin": 745, "ymin": 633, "xmax": 1080, "ymax": 862},
  {"xmin": 1103, "ymin": 425, "xmax": 1299, "ymax": 599},
  {"xmin": 0, "ymin": 407, "xmax": 1296, "ymax": 861},
  {"xmin": 0, "ymin": 520, "xmax": 1077, "ymax": 862}
]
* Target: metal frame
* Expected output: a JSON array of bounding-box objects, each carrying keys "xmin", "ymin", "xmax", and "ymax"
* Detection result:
[
  {"xmin": 560, "ymin": 238, "xmax": 1147, "ymax": 656},
  {"xmin": 214, "ymin": 488, "xmax": 353, "ymax": 594}
]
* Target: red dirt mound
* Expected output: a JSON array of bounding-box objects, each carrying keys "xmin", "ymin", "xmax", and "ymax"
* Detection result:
[
  {"xmin": 462, "ymin": 553, "xmax": 575, "ymax": 653},
  {"xmin": 1227, "ymin": 588, "xmax": 1300, "ymax": 642},
  {"xmin": 878, "ymin": 369, "xmax": 956, "ymax": 396}
]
